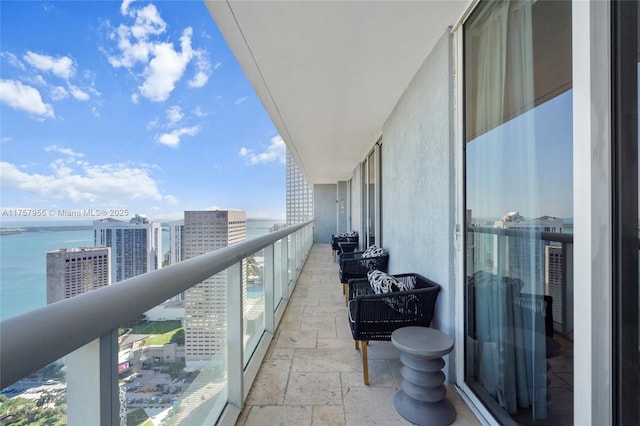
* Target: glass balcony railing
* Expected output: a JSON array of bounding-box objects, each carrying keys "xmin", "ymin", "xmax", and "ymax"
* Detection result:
[
  {"xmin": 0, "ymin": 221, "xmax": 314, "ymax": 425},
  {"xmin": 466, "ymin": 226, "xmax": 574, "ymax": 338}
]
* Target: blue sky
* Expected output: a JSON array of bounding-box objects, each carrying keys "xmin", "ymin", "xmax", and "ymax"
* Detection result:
[
  {"xmin": 466, "ymin": 90, "xmax": 574, "ymax": 220},
  {"xmin": 0, "ymin": 0, "xmax": 286, "ymax": 222}
]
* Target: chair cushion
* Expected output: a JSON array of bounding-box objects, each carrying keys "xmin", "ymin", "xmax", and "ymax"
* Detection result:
[
  {"xmin": 367, "ymin": 271, "xmax": 420, "ymax": 315},
  {"xmin": 361, "ymin": 245, "xmax": 387, "ymax": 259},
  {"xmin": 336, "ymin": 231, "xmax": 358, "ymax": 239},
  {"xmin": 367, "ymin": 270, "xmax": 414, "ymax": 293}
]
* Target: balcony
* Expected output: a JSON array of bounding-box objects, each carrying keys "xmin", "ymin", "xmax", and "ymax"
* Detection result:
[
  {"xmin": 0, "ymin": 222, "xmax": 481, "ymax": 425},
  {"xmin": 237, "ymin": 243, "xmax": 479, "ymax": 425}
]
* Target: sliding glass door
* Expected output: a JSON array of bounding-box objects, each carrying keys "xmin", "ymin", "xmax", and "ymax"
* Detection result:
[
  {"xmin": 364, "ymin": 143, "xmax": 381, "ymax": 248},
  {"xmin": 463, "ymin": 1, "xmax": 573, "ymax": 423}
]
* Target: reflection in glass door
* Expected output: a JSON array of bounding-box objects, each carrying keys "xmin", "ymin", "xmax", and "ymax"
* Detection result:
[
  {"xmin": 463, "ymin": 1, "xmax": 573, "ymax": 423},
  {"xmin": 364, "ymin": 144, "xmax": 380, "ymax": 248},
  {"xmin": 613, "ymin": 0, "xmax": 639, "ymax": 422}
]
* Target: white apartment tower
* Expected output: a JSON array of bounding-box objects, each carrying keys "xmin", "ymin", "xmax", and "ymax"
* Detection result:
[
  {"xmin": 183, "ymin": 210, "xmax": 246, "ymax": 366},
  {"xmin": 168, "ymin": 220, "xmax": 184, "ymax": 265},
  {"xmin": 46, "ymin": 247, "xmax": 111, "ymax": 304},
  {"xmin": 545, "ymin": 244, "xmax": 565, "ymax": 326},
  {"xmin": 286, "ymin": 150, "xmax": 313, "ymax": 225},
  {"xmin": 493, "ymin": 212, "xmax": 564, "ymax": 292},
  {"xmin": 93, "ymin": 214, "xmax": 162, "ymax": 283}
]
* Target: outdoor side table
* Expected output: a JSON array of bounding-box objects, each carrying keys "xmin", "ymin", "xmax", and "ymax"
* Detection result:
[{"xmin": 391, "ymin": 326, "xmax": 456, "ymax": 426}]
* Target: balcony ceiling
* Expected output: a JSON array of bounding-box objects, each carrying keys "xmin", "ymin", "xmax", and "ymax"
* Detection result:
[{"xmin": 206, "ymin": 1, "xmax": 470, "ymax": 184}]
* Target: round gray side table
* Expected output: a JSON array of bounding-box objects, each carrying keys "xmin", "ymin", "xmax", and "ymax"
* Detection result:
[{"xmin": 391, "ymin": 326, "xmax": 456, "ymax": 426}]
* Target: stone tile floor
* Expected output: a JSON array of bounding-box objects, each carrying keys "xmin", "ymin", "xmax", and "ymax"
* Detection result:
[{"xmin": 236, "ymin": 244, "xmax": 481, "ymax": 426}]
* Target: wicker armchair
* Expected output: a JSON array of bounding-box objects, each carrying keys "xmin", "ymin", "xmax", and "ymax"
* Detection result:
[
  {"xmin": 347, "ymin": 273, "xmax": 441, "ymax": 384},
  {"xmin": 338, "ymin": 249, "xmax": 389, "ymax": 305},
  {"xmin": 331, "ymin": 232, "xmax": 358, "ymax": 261}
]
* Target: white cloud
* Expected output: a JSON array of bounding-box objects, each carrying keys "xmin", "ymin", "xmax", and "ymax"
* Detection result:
[
  {"xmin": 5, "ymin": 51, "xmax": 96, "ymax": 109},
  {"xmin": 165, "ymin": 106, "xmax": 183, "ymax": 125},
  {"xmin": 67, "ymin": 84, "xmax": 90, "ymax": 101},
  {"xmin": 24, "ymin": 51, "xmax": 75, "ymax": 80},
  {"xmin": 130, "ymin": 4, "xmax": 166, "ymax": 39},
  {"xmin": 164, "ymin": 194, "xmax": 178, "ymax": 205},
  {"xmin": 131, "ymin": 93, "xmax": 139, "ymax": 104},
  {"xmin": 214, "ymin": 62, "xmax": 221, "ymax": 69},
  {"xmin": 189, "ymin": 72, "xmax": 208, "ymax": 88},
  {"xmin": 1, "ymin": 52, "xmax": 25, "ymax": 70},
  {"xmin": 146, "ymin": 118, "xmax": 160, "ymax": 130},
  {"xmin": 156, "ymin": 125, "xmax": 200, "ymax": 148},
  {"xmin": 44, "ymin": 145, "xmax": 84, "ymax": 158},
  {"xmin": 107, "ymin": 4, "xmax": 166, "ymax": 69},
  {"xmin": 239, "ymin": 136, "xmax": 286, "ymax": 165},
  {"xmin": 139, "ymin": 29, "xmax": 194, "ymax": 102},
  {"xmin": 234, "ymin": 96, "xmax": 250, "ymax": 105},
  {"xmin": 192, "ymin": 106, "xmax": 206, "ymax": 117},
  {"xmin": 0, "ymin": 159, "xmax": 174, "ymax": 204},
  {"xmin": 188, "ymin": 51, "xmax": 210, "ymax": 88},
  {"xmin": 28, "ymin": 75, "xmax": 48, "ymax": 87},
  {"xmin": 106, "ymin": 3, "xmax": 209, "ymax": 102},
  {"xmin": 120, "ymin": 0, "xmax": 136, "ymax": 15},
  {"xmin": 51, "ymin": 86, "xmax": 69, "ymax": 101},
  {"xmin": 0, "ymin": 79, "xmax": 54, "ymax": 118}
]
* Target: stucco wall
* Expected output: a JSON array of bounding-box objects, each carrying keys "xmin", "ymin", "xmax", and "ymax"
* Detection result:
[
  {"xmin": 381, "ymin": 29, "xmax": 456, "ymax": 368},
  {"xmin": 313, "ymin": 184, "xmax": 337, "ymax": 243}
]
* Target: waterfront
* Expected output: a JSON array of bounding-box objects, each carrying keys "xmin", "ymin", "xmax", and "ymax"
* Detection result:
[{"xmin": 0, "ymin": 219, "xmax": 282, "ymax": 321}]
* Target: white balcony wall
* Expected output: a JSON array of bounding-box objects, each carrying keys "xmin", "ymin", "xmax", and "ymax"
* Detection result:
[{"xmin": 379, "ymin": 30, "xmax": 457, "ymax": 378}]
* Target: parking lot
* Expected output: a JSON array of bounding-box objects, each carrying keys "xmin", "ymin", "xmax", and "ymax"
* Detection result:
[{"xmin": 123, "ymin": 369, "xmax": 186, "ymax": 409}]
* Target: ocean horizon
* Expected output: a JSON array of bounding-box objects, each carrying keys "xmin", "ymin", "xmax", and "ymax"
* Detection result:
[{"xmin": 0, "ymin": 218, "xmax": 284, "ymax": 321}]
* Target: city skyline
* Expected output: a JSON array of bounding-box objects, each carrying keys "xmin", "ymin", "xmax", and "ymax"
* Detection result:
[{"xmin": 0, "ymin": 1, "xmax": 286, "ymax": 222}]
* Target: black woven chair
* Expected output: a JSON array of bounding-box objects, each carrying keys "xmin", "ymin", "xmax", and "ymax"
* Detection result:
[
  {"xmin": 347, "ymin": 273, "xmax": 441, "ymax": 384},
  {"xmin": 331, "ymin": 232, "xmax": 358, "ymax": 261},
  {"xmin": 338, "ymin": 250, "xmax": 389, "ymax": 305}
]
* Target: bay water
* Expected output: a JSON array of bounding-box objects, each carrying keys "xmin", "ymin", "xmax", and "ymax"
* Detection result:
[{"xmin": 0, "ymin": 219, "xmax": 281, "ymax": 320}]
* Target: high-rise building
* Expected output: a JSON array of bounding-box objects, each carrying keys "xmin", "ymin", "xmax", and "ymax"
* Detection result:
[
  {"xmin": 493, "ymin": 212, "xmax": 564, "ymax": 292},
  {"xmin": 545, "ymin": 244, "xmax": 565, "ymax": 325},
  {"xmin": 286, "ymin": 150, "xmax": 313, "ymax": 225},
  {"xmin": 46, "ymin": 247, "xmax": 111, "ymax": 304},
  {"xmin": 93, "ymin": 214, "xmax": 162, "ymax": 283},
  {"xmin": 168, "ymin": 220, "xmax": 184, "ymax": 265},
  {"xmin": 167, "ymin": 219, "xmax": 185, "ymax": 301},
  {"xmin": 183, "ymin": 210, "xmax": 246, "ymax": 367}
]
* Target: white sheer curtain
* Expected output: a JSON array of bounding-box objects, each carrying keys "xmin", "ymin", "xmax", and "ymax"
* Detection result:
[{"xmin": 467, "ymin": 0, "xmax": 548, "ymax": 420}]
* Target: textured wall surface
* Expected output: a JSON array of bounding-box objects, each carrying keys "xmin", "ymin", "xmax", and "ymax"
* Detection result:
[{"xmin": 381, "ymin": 29, "xmax": 456, "ymax": 349}]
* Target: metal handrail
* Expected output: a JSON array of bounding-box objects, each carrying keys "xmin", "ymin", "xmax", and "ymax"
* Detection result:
[
  {"xmin": 468, "ymin": 226, "xmax": 574, "ymax": 244},
  {"xmin": 0, "ymin": 220, "xmax": 313, "ymax": 389}
]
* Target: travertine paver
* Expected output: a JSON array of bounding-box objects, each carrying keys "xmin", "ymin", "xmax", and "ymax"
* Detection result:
[{"xmin": 238, "ymin": 244, "xmax": 480, "ymax": 426}]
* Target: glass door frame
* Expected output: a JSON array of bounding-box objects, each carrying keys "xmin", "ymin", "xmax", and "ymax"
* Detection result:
[
  {"xmin": 453, "ymin": 4, "xmax": 500, "ymax": 423},
  {"xmin": 363, "ymin": 141, "xmax": 382, "ymax": 248},
  {"xmin": 612, "ymin": 0, "xmax": 639, "ymax": 423},
  {"xmin": 453, "ymin": 1, "xmax": 625, "ymax": 424}
]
